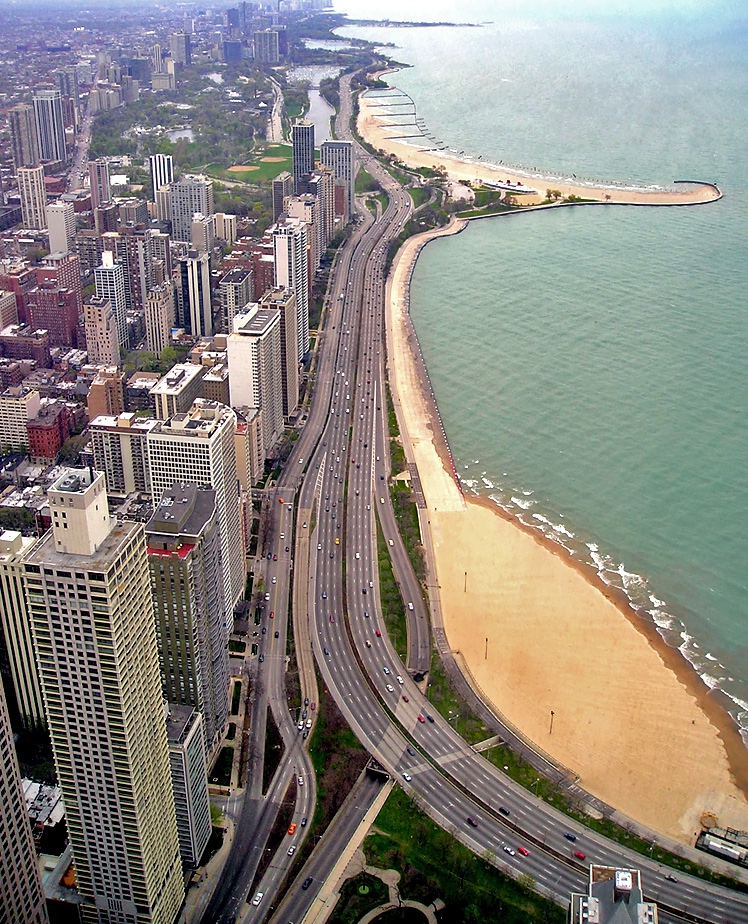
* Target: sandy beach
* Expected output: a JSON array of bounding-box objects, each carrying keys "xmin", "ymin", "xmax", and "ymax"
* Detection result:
[
  {"xmin": 386, "ymin": 220, "xmax": 748, "ymax": 845},
  {"xmin": 359, "ymin": 89, "xmax": 721, "ymax": 207}
]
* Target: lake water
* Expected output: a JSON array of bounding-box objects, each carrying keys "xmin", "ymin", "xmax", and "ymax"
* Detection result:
[
  {"xmin": 341, "ymin": 5, "xmax": 748, "ymax": 742},
  {"xmin": 288, "ymin": 64, "xmax": 341, "ymax": 144}
]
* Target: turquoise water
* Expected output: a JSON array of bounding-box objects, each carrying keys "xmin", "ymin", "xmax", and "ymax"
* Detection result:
[{"xmin": 340, "ymin": 9, "xmax": 748, "ymax": 737}]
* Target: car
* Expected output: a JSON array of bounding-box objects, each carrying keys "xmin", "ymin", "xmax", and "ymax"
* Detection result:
[
  {"xmin": 302, "ymin": 522, "xmax": 307, "ymax": 528},
  {"xmin": 272, "ymin": 576, "xmax": 277, "ymax": 584},
  {"xmin": 503, "ymin": 846, "xmax": 515, "ymax": 856},
  {"xmin": 287, "ymin": 845, "xmax": 296, "ymax": 856},
  {"xmin": 258, "ymin": 654, "xmax": 264, "ymax": 663},
  {"xmin": 499, "ymin": 806, "xmax": 510, "ymax": 816},
  {"xmin": 273, "ymin": 553, "xmax": 277, "ymax": 561},
  {"xmin": 380, "ymin": 474, "xmax": 385, "ymax": 480},
  {"xmin": 264, "ymin": 593, "xmax": 271, "ymax": 601},
  {"xmin": 304, "ymin": 697, "xmax": 309, "ymax": 706},
  {"xmin": 330, "ymin": 613, "xmax": 335, "ymax": 622},
  {"xmin": 426, "ymin": 714, "xmax": 435, "ymax": 723},
  {"xmin": 323, "ymin": 648, "xmax": 329, "ymax": 655},
  {"xmin": 364, "ymin": 611, "xmax": 369, "ymax": 618},
  {"xmin": 330, "ymin": 552, "xmax": 334, "ymax": 559},
  {"xmin": 335, "ymin": 537, "xmax": 340, "ymax": 545},
  {"xmin": 362, "ymin": 587, "xmax": 367, "ymax": 594},
  {"xmin": 306, "ymin": 718, "xmax": 312, "ymax": 728},
  {"xmin": 318, "ymin": 543, "xmax": 322, "ymax": 551},
  {"xmin": 369, "ymin": 580, "xmax": 373, "ymax": 588},
  {"xmin": 564, "ymin": 832, "xmax": 577, "ymax": 842},
  {"xmin": 402, "ymin": 772, "xmax": 412, "ymax": 782},
  {"xmin": 302, "ymin": 876, "xmax": 313, "ymax": 891},
  {"xmin": 252, "ymin": 891, "xmax": 264, "ymax": 906},
  {"xmin": 297, "ymin": 721, "xmax": 304, "ymax": 731},
  {"xmin": 383, "ymin": 667, "xmax": 390, "ymax": 675},
  {"xmin": 285, "ymin": 546, "xmax": 289, "ymax": 552},
  {"xmin": 380, "ymin": 497, "xmax": 384, "ymax": 504},
  {"xmin": 386, "ymin": 684, "xmax": 394, "ymax": 692},
  {"xmin": 288, "ymin": 823, "xmax": 297, "ymax": 835},
  {"xmin": 262, "ymin": 627, "xmax": 267, "ymax": 635},
  {"xmin": 574, "ymin": 851, "xmax": 587, "ymax": 860},
  {"xmin": 665, "ymin": 874, "xmax": 677, "ymax": 882},
  {"xmin": 417, "ymin": 715, "xmax": 425, "ymax": 723},
  {"xmin": 402, "ymin": 694, "xmax": 409, "ymax": 702},
  {"xmin": 310, "ymin": 702, "xmax": 316, "ymax": 710},
  {"xmin": 297, "ymin": 776, "xmax": 304, "ymax": 786},
  {"xmin": 303, "ymin": 729, "xmax": 308, "ymax": 739},
  {"xmin": 302, "ymin": 710, "xmax": 307, "ymax": 719},
  {"xmin": 270, "ymin": 611, "xmax": 275, "ymax": 619},
  {"xmin": 407, "ymin": 602, "xmax": 414, "ymax": 611},
  {"xmin": 355, "ymin": 552, "xmax": 360, "ymax": 559},
  {"xmin": 280, "ymin": 532, "xmax": 285, "ymax": 539},
  {"xmin": 267, "ymin": 552, "xmax": 272, "ymax": 560},
  {"xmin": 375, "ymin": 629, "xmax": 381, "ymax": 637},
  {"xmin": 467, "ymin": 817, "xmax": 478, "ymax": 828},
  {"xmin": 407, "ymin": 746, "xmax": 415, "ymax": 756},
  {"xmin": 365, "ymin": 639, "xmax": 372, "ymax": 648},
  {"xmin": 517, "ymin": 846, "xmax": 529, "ymax": 857},
  {"xmin": 274, "ymin": 630, "xmax": 279, "ymax": 638},
  {"xmin": 301, "ymin": 817, "xmax": 308, "ymax": 826},
  {"xmin": 322, "ymin": 591, "xmax": 327, "ymax": 599},
  {"xmin": 396, "ymin": 675, "xmax": 404, "ymax": 684}
]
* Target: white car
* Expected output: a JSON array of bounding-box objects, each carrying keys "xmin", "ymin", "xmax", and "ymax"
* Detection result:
[
  {"xmin": 355, "ymin": 552, "xmax": 360, "ymax": 559},
  {"xmin": 298, "ymin": 776, "xmax": 304, "ymax": 786},
  {"xmin": 306, "ymin": 718, "xmax": 312, "ymax": 728},
  {"xmin": 407, "ymin": 602, "xmax": 414, "ymax": 611},
  {"xmin": 272, "ymin": 576, "xmax": 277, "ymax": 584},
  {"xmin": 386, "ymin": 684, "xmax": 394, "ymax": 692},
  {"xmin": 402, "ymin": 772, "xmax": 412, "ymax": 782},
  {"xmin": 383, "ymin": 666, "xmax": 390, "ymax": 675},
  {"xmin": 252, "ymin": 892, "xmax": 264, "ymax": 906},
  {"xmin": 287, "ymin": 845, "xmax": 296, "ymax": 856},
  {"xmin": 396, "ymin": 675, "xmax": 404, "ymax": 685}
]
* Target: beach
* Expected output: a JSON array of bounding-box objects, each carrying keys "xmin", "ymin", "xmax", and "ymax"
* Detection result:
[
  {"xmin": 359, "ymin": 89, "xmax": 721, "ymax": 207},
  {"xmin": 385, "ymin": 218, "xmax": 748, "ymax": 845}
]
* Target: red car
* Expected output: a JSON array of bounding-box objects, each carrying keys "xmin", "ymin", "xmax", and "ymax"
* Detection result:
[
  {"xmin": 375, "ymin": 629, "xmax": 381, "ymax": 637},
  {"xmin": 417, "ymin": 715, "xmax": 425, "ymax": 723},
  {"xmin": 517, "ymin": 846, "xmax": 529, "ymax": 857},
  {"xmin": 402, "ymin": 694, "xmax": 409, "ymax": 702},
  {"xmin": 269, "ymin": 611, "xmax": 274, "ymax": 619},
  {"xmin": 574, "ymin": 851, "xmax": 587, "ymax": 860},
  {"xmin": 330, "ymin": 613, "xmax": 335, "ymax": 623}
]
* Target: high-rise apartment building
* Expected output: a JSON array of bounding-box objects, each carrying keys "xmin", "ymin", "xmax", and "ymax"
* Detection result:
[
  {"xmin": 271, "ymin": 170, "xmax": 293, "ymax": 221},
  {"xmin": 147, "ymin": 484, "xmax": 229, "ymax": 755},
  {"xmin": 273, "ymin": 219, "xmax": 309, "ymax": 359},
  {"xmin": 148, "ymin": 400, "xmax": 243, "ymax": 616},
  {"xmin": 0, "ymin": 530, "xmax": 45, "ymax": 730},
  {"xmin": 292, "ymin": 119, "xmax": 315, "ymax": 193},
  {"xmin": 320, "ymin": 139, "xmax": 355, "ymax": 216},
  {"xmin": 0, "ymin": 680, "xmax": 48, "ymax": 923},
  {"xmin": 94, "ymin": 251, "xmax": 128, "ymax": 348},
  {"xmin": 179, "ymin": 251, "xmax": 213, "ymax": 339},
  {"xmin": 219, "ymin": 266, "xmax": 253, "ymax": 334},
  {"xmin": 259, "ymin": 286, "xmax": 299, "ymax": 418},
  {"xmin": 87, "ymin": 367, "xmax": 125, "ymax": 420},
  {"xmin": 152, "ymin": 363, "xmax": 206, "ymax": 420},
  {"xmin": 227, "ymin": 306, "xmax": 284, "ymax": 451},
  {"xmin": 234, "ymin": 407, "xmax": 264, "ymax": 489},
  {"xmin": 570, "ymin": 866, "xmax": 658, "ymax": 924},
  {"xmin": 213, "ymin": 212, "xmax": 237, "ymax": 244},
  {"xmin": 306, "ymin": 166, "xmax": 336, "ymax": 252},
  {"xmin": 170, "ymin": 31, "xmax": 192, "ymax": 66},
  {"xmin": 33, "ymin": 89, "xmax": 67, "ymax": 164},
  {"xmin": 24, "ymin": 468, "xmax": 184, "ymax": 924},
  {"xmin": 166, "ymin": 705, "xmax": 211, "ymax": 868},
  {"xmin": 8, "ymin": 103, "xmax": 40, "ymax": 172},
  {"xmin": 149, "ymin": 154, "xmax": 174, "ymax": 202},
  {"xmin": 46, "ymin": 199, "xmax": 76, "ymax": 255},
  {"xmin": 0, "ymin": 385, "xmax": 40, "ymax": 450},
  {"xmin": 18, "ymin": 165, "xmax": 47, "ymax": 229},
  {"xmin": 169, "ymin": 175, "xmax": 214, "ymax": 243},
  {"xmin": 254, "ymin": 29, "xmax": 280, "ymax": 65},
  {"xmin": 89, "ymin": 412, "xmax": 157, "ymax": 495},
  {"xmin": 285, "ymin": 194, "xmax": 320, "ymax": 275},
  {"xmin": 84, "ymin": 298, "xmax": 120, "ymax": 366},
  {"xmin": 191, "ymin": 212, "xmax": 214, "ymax": 254},
  {"xmin": 88, "ymin": 158, "xmax": 111, "ymax": 210},
  {"xmin": 145, "ymin": 284, "xmax": 174, "ymax": 354}
]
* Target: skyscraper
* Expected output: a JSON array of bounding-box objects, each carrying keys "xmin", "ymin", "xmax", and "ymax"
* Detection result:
[
  {"xmin": 219, "ymin": 266, "xmax": 253, "ymax": 334},
  {"xmin": 259, "ymin": 286, "xmax": 299, "ymax": 418},
  {"xmin": 88, "ymin": 157, "xmax": 111, "ymax": 210},
  {"xmin": 149, "ymin": 153, "xmax": 174, "ymax": 203},
  {"xmin": 166, "ymin": 705, "xmax": 211, "ymax": 868},
  {"xmin": 178, "ymin": 251, "xmax": 213, "ymax": 339},
  {"xmin": 227, "ymin": 305, "xmax": 284, "ymax": 451},
  {"xmin": 148, "ymin": 400, "xmax": 243, "ymax": 617},
  {"xmin": 24, "ymin": 468, "xmax": 184, "ymax": 924},
  {"xmin": 273, "ymin": 218, "xmax": 309, "ymax": 359},
  {"xmin": 292, "ymin": 119, "xmax": 315, "ymax": 193},
  {"xmin": 169, "ymin": 174, "xmax": 214, "ymax": 243},
  {"xmin": 0, "ymin": 680, "xmax": 48, "ymax": 923},
  {"xmin": 271, "ymin": 170, "xmax": 293, "ymax": 221},
  {"xmin": 18, "ymin": 165, "xmax": 47, "ymax": 229},
  {"xmin": 320, "ymin": 139, "xmax": 355, "ymax": 216},
  {"xmin": 94, "ymin": 251, "xmax": 128, "ymax": 348},
  {"xmin": 147, "ymin": 483, "xmax": 229, "ymax": 756},
  {"xmin": 33, "ymin": 89, "xmax": 67, "ymax": 164},
  {"xmin": 254, "ymin": 29, "xmax": 280, "ymax": 65},
  {"xmin": 8, "ymin": 103, "xmax": 40, "ymax": 172},
  {"xmin": 145, "ymin": 283, "xmax": 175, "ymax": 354},
  {"xmin": 84, "ymin": 298, "xmax": 120, "ymax": 366},
  {"xmin": 170, "ymin": 31, "xmax": 192, "ymax": 66},
  {"xmin": 46, "ymin": 199, "xmax": 76, "ymax": 255}
]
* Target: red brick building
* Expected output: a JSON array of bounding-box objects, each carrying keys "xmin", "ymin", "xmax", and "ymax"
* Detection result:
[{"xmin": 27, "ymin": 401, "xmax": 71, "ymax": 461}]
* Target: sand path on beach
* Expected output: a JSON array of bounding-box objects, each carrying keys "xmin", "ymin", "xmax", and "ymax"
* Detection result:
[{"xmin": 387, "ymin": 224, "xmax": 748, "ymax": 845}]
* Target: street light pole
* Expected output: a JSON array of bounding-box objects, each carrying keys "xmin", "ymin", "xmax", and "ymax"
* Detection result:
[{"xmin": 549, "ymin": 710, "xmax": 554, "ymax": 734}]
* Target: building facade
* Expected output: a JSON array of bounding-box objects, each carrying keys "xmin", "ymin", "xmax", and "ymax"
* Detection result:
[
  {"xmin": 84, "ymin": 298, "xmax": 120, "ymax": 366},
  {"xmin": 166, "ymin": 705, "xmax": 211, "ymax": 868},
  {"xmin": 8, "ymin": 103, "xmax": 40, "ymax": 173},
  {"xmin": 33, "ymin": 89, "xmax": 67, "ymax": 164},
  {"xmin": 152, "ymin": 363, "xmax": 206, "ymax": 420},
  {"xmin": 18, "ymin": 165, "xmax": 47, "ymax": 230},
  {"xmin": 94, "ymin": 252, "xmax": 128, "ymax": 348},
  {"xmin": 145, "ymin": 284, "xmax": 174, "ymax": 355},
  {"xmin": 89, "ymin": 412, "xmax": 157, "ymax": 495},
  {"xmin": 259, "ymin": 286, "xmax": 298, "ymax": 418},
  {"xmin": 291, "ymin": 119, "xmax": 315, "ymax": 193},
  {"xmin": 23, "ymin": 469, "xmax": 184, "ymax": 924},
  {"xmin": 169, "ymin": 175, "xmax": 214, "ymax": 243},
  {"xmin": 272, "ymin": 219, "xmax": 309, "ymax": 360},
  {"xmin": 320, "ymin": 139, "xmax": 355, "ymax": 216}
]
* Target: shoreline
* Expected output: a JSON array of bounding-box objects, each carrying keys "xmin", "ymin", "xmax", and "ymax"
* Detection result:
[
  {"xmin": 359, "ymin": 78, "xmax": 722, "ymax": 208},
  {"xmin": 384, "ymin": 212, "xmax": 748, "ymax": 843}
]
